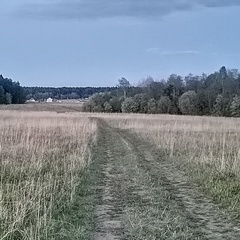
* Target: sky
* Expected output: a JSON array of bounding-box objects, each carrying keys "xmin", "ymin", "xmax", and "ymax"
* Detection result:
[{"xmin": 1, "ymin": 0, "xmax": 240, "ymax": 87}]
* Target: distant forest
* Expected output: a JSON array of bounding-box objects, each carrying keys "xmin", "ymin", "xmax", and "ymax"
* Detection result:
[
  {"xmin": 1, "ymin": 66, "xmax": 240, "ymax": 117},
  {"xmin": 83, "ymin": 66, "xmax": 240, "ymax": 117},
  {"xmin": 24, "ymin": 86, "xmax": 116, "ymax": 101}
]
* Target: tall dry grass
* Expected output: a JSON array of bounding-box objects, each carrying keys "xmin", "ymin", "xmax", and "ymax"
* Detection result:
[
  {"xmin": 0, "ymin": 111, "xmax": 96, "ymax": 239},
  {"xmin": 104, "ymin": 113, "xmax": 240, "ymax": 177},
  {"xmin": 101, "ymin": 114, "xmax": 240, "ymax": 215},
  {"xmin": 103, "ymin": 113, "xmax": 240, "ymax": 214}
]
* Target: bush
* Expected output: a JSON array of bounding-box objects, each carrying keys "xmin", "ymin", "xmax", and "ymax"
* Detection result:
[
  {"xmin": 179, "ymin": 91, "xmax": 198, "ymax": 115},
  {"xmin": 121, "ymin": 97, "xmax": 139, "ymax": 113},
  {"xmin": 157, "ymin": 96, "xmax": 172, "ymax": 114},
  {"xmin": 230, "ymin": 95, "xmax": 240, "ymax": 117},
  {"xmin": 147, "ymin": 98, "xmax": 157, "ymax": 114},
  {"xmin": 104, "ymin": 102, "xmax": 113, "ymax": 112}
]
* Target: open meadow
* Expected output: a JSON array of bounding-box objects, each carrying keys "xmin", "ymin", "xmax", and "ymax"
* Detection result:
[
  {"xmin": 0, "ymin": 102, "xmax": 84, "ymax": 113},
  {"xmin": 0, "ymin": 108, "xmax": 96, "ymax": 239},
  {"xmin": 1, "ymin": 103, "xmax": 240, "ymax": 239}
]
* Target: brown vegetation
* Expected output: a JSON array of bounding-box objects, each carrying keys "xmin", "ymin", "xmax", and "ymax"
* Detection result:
[
  {"xmin": 103, "ymin": 114, "xmax": 240, "ymax": 215},
  {"xmin": 1, "ymin": 103, "xmax": 240, "ymax": 238},
  {"xmin": 0, "ymin": 110, "xmax": 96, "ymax": 239},
  {"xmin": 0, "ymin": 102, "xmax": 84, "ymax": 113}
]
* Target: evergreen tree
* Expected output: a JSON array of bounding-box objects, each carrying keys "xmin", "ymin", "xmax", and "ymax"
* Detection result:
[
  {"xmin": 0, "ymin": 74, "xmax": 26, "ymax": 104},
  {"xmin": 0, "ymin": 86, "xmax": 5, "ymax": 104}
]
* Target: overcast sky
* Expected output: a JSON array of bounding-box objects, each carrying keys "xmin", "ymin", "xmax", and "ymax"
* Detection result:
[{"xmin": 1, "ymin": 0, "xmax": 240, "ymax": 87}]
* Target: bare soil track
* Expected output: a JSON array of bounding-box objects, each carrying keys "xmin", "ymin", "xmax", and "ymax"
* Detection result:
[{"xmin": 92, "ymin": 118, "xmax": 240, "ymax": 240}]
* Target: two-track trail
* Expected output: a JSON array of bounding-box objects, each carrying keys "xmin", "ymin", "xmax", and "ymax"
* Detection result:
[{"xmin": 91, "ymin": 118, "xmax": 240, "ymax": 240}]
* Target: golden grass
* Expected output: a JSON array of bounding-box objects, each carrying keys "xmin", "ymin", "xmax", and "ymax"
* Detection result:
[
  {"xmin": 1, "ymin": 107, "xmax": 240, "ymax": 238},
  {"xmin": 0, "ymin": 102, "xmax": 84, "ymax": 113},
  {"xmin": 103, "ymin": 113, "xmax": 240, "ymax": 176},
  {"xmin": 0, "ymin": 110, "xmax": 97, "ymax": 239},
  {"xmin": 100, "ymin": 113, "xmax": 240, "ymax": 214}
]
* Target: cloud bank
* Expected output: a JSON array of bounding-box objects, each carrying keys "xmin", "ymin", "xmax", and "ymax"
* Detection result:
[{"xmin": 17, "ymin": 0, "xmax": 240, "ymax": 20}]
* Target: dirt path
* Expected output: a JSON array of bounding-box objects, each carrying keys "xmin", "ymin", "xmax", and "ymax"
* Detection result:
[
  {"xmin": 94, "ymin": 147, "xmax": 123, "ymax": 240},
  {"xmin": 92, "ymin": 118, "xmax": 240, "ymax": 240}
]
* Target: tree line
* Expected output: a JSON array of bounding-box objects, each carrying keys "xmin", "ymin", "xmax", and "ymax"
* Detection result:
[
  {"xmin": 2, "ymin": 66, "xmax": 240, "ymax": 117},
  {"xmin": 24, "ymin": 86, "xmax": 117, "ymax": 101},
  {"xmin": 0, "ymin": 75, "xmax": 25, "ymax": 104},
  {"xmin": 83, "ymin": 66, "xmax": 240, "ymax": 117}
]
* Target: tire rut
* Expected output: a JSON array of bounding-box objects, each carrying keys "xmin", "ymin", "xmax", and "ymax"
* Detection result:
[
  {"xmin": 117, "ymin": 124, "xmax": 240, "ymax": 240},
  {"xmin": 94, "ymin": 122, "xmax": 125, "ymax": 240},
  {"xmin": 93, "ymin": 118, "xmax": 240, "ymax": 240}
]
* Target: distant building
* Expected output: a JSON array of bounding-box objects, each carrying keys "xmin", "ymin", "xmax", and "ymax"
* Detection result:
[
  {"xmin": 46, "ymin": 97, "xmax": 53, "ymax": 103},
  {"xmin": 27, "ymin": 98, "xmax": 36, "ymax": 103}
]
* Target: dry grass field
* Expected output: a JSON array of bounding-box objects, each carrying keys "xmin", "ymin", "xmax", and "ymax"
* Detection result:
[
  {"xmin": 105, "ymin": 114, "xmax": 240, "ymax": 175},
  {"xmin": 0, "ymin": 110, "xmax": 96, "ymax": 239},
  {"xmin": 0, "ymin": 102, "xmax": 84, "ymax": 113},
  {"xmin": 1, "ymin": 103, "xmax": 240, "ymax": 239},
  {"xmin": 104, "ymin": 114, "xmax": 240, "ymax": 214},
  {"xmin": 91, "ymin": 115, "xmax": 240, "ymax": 239}
]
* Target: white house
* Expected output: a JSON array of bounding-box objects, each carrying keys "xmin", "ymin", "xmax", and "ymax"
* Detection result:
[
  {"xmin": 27, "ymin": 98, "xmax": 36, "ymax": 103},
  {"xmin": 46, "ymin": 97, "xmax": 53, "ymax": 103}
]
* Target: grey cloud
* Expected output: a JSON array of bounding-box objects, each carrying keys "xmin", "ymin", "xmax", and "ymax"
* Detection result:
[
  {"xmin": 17, "ymin": 0, "xmax": 240, "ymax": 20},
  {"xmin": 146, "ymin": 48, "xmax": 201, "ymax": 56},
  {"xmin": 198, "ymin": 0, "xmax": 240, "ymax": 7}
]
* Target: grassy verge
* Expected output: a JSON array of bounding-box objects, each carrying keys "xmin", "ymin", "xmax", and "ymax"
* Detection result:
[
  {"xmin": 45, "ymin": 143, "xmax": 102, "ymax": 240},
  {"xmin": 45, "ymin": 122, "xmax": 110, "ymax": 240}
]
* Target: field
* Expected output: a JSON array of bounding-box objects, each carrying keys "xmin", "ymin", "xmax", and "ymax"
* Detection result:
[
  {"xmin": 104, "ymin": 114, "xmax": 240, "ymax": 212},
  {"xmin": 1, "ymin": 103, "xmax": 240, "ymax": 239},
  {"xmin": 0, "ymin": 109, "xmax": 96, "ymax": 239},
  {"xmin": 0, "ymin": 102, "xmax": 84, "ymax": 113}
]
